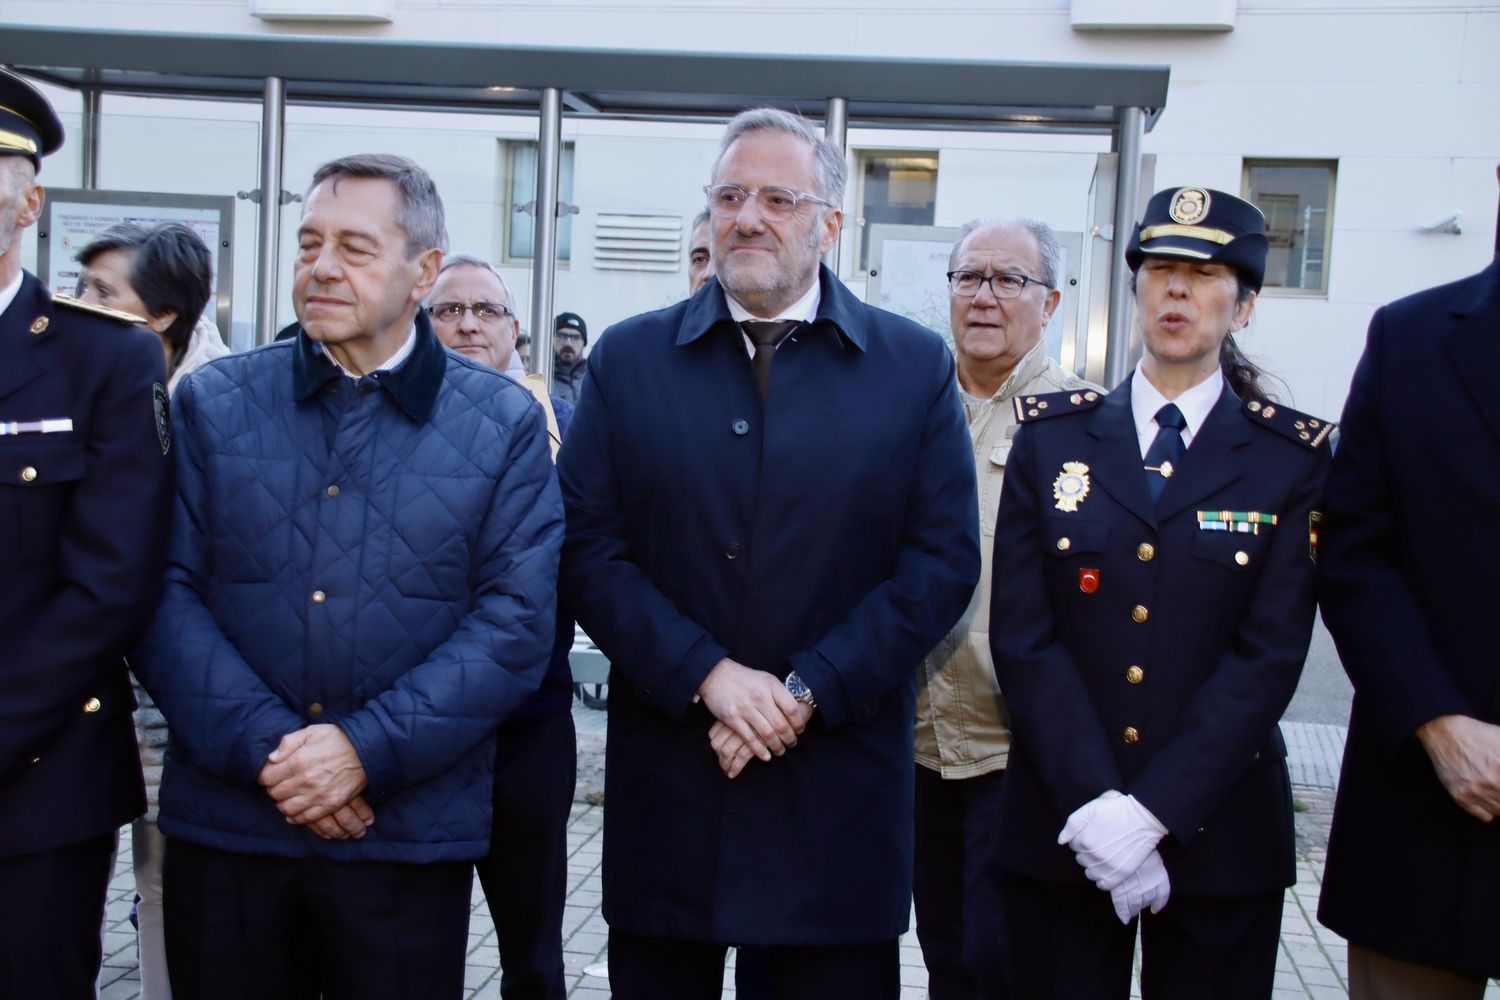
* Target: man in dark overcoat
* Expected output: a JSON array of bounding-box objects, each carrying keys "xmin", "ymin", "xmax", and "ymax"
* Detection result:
[
  {"xmin": 0, "ymin": 69, "xmax": 173, "ymax": 998},
  {"xmin": 1318, "ymin": 189, "xmax": 1500, "ymax": 997},
  {"xmin": 558, "ymin": 107, "xmax": 979, "ymax": 1000}
]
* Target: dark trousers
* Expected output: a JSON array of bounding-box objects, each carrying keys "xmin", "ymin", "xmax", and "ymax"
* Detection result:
[
  {"xmin": 913, "ymin": 764, "xmax": 1010, "ymax": 1000},
  {"xmin": 475, "ymin": 709, "xmax": 578, "ymax": 1000},
  {"xmin": 609, "ymin": 931, "xmax": 900, "ymax": 1000},
  {"xmin": 0, "ymin": 835, "xmax": 113, "ymax": 1000},
  {"xmin": 1005, "ymin": 873, "xmax": 1284, "ymax": 1000},
  {"xmin": 163, "ymin": 838, "xmax": 472, "ymax": 1000}
]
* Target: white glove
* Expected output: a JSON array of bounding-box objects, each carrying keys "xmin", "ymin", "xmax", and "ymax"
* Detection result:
[
  {"xmin": 1108, "ymin": 848, "xmax": 1171, "ymax": 924},
  {"xmin": 1058, "ymin": 792, "xmax": 1168, "ymax": 891}
]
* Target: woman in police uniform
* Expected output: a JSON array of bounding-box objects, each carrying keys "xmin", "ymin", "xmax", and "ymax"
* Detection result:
[{"xmin": 988, "ymin": 188, "xmax": 1332, "ymax": 999}]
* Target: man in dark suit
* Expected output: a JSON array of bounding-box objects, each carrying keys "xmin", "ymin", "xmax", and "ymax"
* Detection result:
[
  {"xmin": 0, "ymin": 69, "xmax": 174, "ymax": 998},
  {"xmin": 1317, "ymin": 175, "xmax": 1500, "ymax": 998},
  {"xmin": 558, "ymin": 107, "xmax": 979, "ymax": 1000}
]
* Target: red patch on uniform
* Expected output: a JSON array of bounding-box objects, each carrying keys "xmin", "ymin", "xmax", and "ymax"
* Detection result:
[{"xmin": 1079, "ymin": 568, "xmax": 1100, "ymax": 594}]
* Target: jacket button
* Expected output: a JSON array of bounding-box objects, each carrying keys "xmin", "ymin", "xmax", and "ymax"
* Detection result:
[
  {"xmin": 29, "ymin": 756, "xmax": 40, "ymax": 765},
  {"xmin": 1123, "ymin": 726, "xmax": 1140, "ymax": 744},
  {"xmin": 725, "ymin": 542, "xmax": 741, "ymax": 560},
  {"xmin": 326, "ymin": 485, "xmax": 340, "ymax": 497},
  {"xmin": 1235, "ymin": 550, "xmax": 1250, "ymax": 566},
  {"xmin": 19, "ymin": 466, "xmax": 37, "ymax": 482},
  {"xmin": 1136, "ymin": 542, "xmax": 1155, "ymax": 561},
  {"xmin": 83, "ymin": 697, "xmax": 102, "ymax": 713},
  {"xmin": 1131, "ymin": 604, "xmax": 1149, "ymax": 623},
  {"xmin": 309, "ymin": 702, "xmax": 324, "ymax": 716},
  {"xmin": 311, "ymin": 590, "xmax": 327, "ymax": 604},
  {"xmin": 732, "ymin": 419, "xmax": 749, "ymax": 436},
  {"xmin": 1056, "ymin": 537, "xmax": 1071, "ymax": 551},
  {"xmin": 1126, "ymin": 665, "xmax": 1144, "ymax": 684}
]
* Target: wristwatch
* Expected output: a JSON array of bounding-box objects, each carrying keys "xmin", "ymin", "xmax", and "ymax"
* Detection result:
[{"xmin": 784, "ymin": 670, "xmax": 816, "ymax": 708}]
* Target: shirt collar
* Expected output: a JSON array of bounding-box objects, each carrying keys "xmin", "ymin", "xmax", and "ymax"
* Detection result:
[
  {"xmin": 678, "ymin": 266, "xmax": 868, "ymax": 353},
  {"xmin": 293, "ymin": 310, "xmax": 447, "ymax": 422},
  {"xmin": 0, "ymin": 270, "xmax": 23, "ymax": 319},
  {"xmin": 724, "ymin": 277, "xmax": 821, "ymax": 325},
  {"xmin": 1131, "ymin": 359, "xmax": 1224, "ymax": 446},
  {"xmin": 321, "ymin": 323, "xmax": 418, "ymax": 379}
]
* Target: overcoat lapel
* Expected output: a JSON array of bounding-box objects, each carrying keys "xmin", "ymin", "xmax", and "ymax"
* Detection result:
[
  {"xmin": 1085, "ymin": 381, "xmax": 1157, "ymax": 527},
  {"xmin": 0, "ymin": 276, "xmax": 48, "ymax": 403},
  {"xmin": 1444, "ymin": 260, "xmax": 1500, "ymax": 448}
]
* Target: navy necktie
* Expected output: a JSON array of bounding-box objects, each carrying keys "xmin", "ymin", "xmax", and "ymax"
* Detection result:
[
  {"xmin": 1143, "ymin": 402, "xmax": 1187, "ymax": 504},
  {"xmin": 742, "ymin": 320, "xmax": 799, "ymax": 402}
]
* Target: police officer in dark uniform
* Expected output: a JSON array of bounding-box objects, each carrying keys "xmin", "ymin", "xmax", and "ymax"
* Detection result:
[
  {"xmin": 0, "ymin": 69, "xmax": 174, "ymax": 998},
  {"xmin": 989, "ymin": 188, "xmax": 1333, "ymax": 998}
]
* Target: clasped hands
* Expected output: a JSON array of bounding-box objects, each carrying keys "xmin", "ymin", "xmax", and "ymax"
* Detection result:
[
  {"xmin": 1059, "ymin": 790, "xmax": 1171, "ymax": 924},
  {"xmin": 699, "ymin": 659, "xmax": 814, "ymax": 779},
  {"xmin": 257, "ymin": 724, "xmax": 373, "ymax": 841}
]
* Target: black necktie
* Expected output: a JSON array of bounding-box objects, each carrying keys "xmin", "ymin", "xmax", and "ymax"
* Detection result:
[
  {"xmin": 1143, "ymin": 402, "xmax": 1187, "ymax": 504},
  {"xmin": 742, "ymin": 320, "xmax": 800, "ymax": 402}
]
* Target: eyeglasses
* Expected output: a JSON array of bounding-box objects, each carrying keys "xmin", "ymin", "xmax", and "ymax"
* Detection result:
[
  {"xmin": 946, "ymin": 270, "xmax": 1050, "ymax": 299},
  {"xmin": 428, "ymin": 301, "xmax": 512, "ymax": 323},
  {"xmin": 703, "ymin": 184, "xmax": 833, "ymax": 222},
  {"xmin": 555, "ymin": 330, "xmax": 584, "ymax": 342}
]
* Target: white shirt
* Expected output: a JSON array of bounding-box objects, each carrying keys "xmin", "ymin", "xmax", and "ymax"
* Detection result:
[
  {"xmin": 322, "ymin": 323, "xmax": 418, "ymax": 378},
  {"xmin": 726, "ymin": 279, "xmax": 821, "ymax": 358},
  {"xmin": 0, "ymin": 270, "xmax": 23, "ymax": 319},
  {"xmin": 1130, "ymin": 360, "xmax": 1225, "ymax": 459}
]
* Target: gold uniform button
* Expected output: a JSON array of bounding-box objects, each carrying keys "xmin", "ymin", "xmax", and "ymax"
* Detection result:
[
  {"xmin": 1131, "ymin": 604, "xmax": 1149, "ymax": 623},
  {"xmin": 308, "ymin": 702, "xmax": 324, "ymax": 716},
  {"xmin": 1136, "ymin": 542, "xmax": 1155, "ymax": 562},
  {"xmin": 326, "ymin": 485, "xmax": 340, "ymax": 497},
  {"xmin": 83, "ymin": 697, "xmax": 101, "ymax": 713},
  {"xmin": 1126, "ymin": 665, "xmax": 1144, "ymax": 684},
  {"xmin": 1123, "ymin": 726, "xmax": 1140, "ymax": 744},
  {"xmin": 1056, "ymin": 537, "xmax": 1071, "ymax": 551},
  {"xmin": 20, "ymin": 466, "xmax": 37, "ymax": 482},
  {"xmin": 1235, "ymin": 551, "xmax": 1250, "ymax": 566},
  {"xmin": 29, "ymin": 756, "xmax": 40, "ymax": 765},
  {"xmin": 311, "ymin": 590, "xmax": 327, "ymax": 604}
]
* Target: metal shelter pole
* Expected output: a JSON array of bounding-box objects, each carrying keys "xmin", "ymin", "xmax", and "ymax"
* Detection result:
[
  {"xmin": 530, "ymin": 87, "xmax": 563, "ymax": 387},
  {"xmin": 823, "ymin": 96, "xmax": 848, "ymax": 274},
  {"xmin": 1103, "ymin": 105, "xmax": 1144, "ymax": 389},
  {"xmin": 254, "ymin": 76, "xmax": 286, "ymax": 346},
  {"xmin": 80, "ymin": 87, "xmax": 101, "ymax": 189}
]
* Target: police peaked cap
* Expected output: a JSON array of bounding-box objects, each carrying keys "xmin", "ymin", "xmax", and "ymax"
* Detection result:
[
  {"xmin": 1125, "ymin": 187, "xmax": 1269, "ymax": 293},
  {"xmin": 0, "ymin": 68, "xmax": 64, "ymax": 170}
]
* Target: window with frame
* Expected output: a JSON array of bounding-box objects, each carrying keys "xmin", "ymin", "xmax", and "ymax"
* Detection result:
[
  {"xmin": 855, "ymin": 151, "xmax": 939, "ymax": 271},
  {"xmin": 1242, "ymin": 160, "xmax": 1336, "ymax": 294},
  {"xmin": 505, "ymin": 141, "xmax": 575, "ymax": 264}
]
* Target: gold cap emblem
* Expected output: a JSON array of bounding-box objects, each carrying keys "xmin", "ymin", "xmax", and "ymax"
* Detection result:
[{"xmin": 1169, "ymin": 188, "xmax": 1211, "ymax": 226}]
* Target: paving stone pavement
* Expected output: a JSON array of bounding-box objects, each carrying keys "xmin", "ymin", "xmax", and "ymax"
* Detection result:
[{"xmin": 97, "ymin": 710, "xmax": 1499, "ymax": 999}]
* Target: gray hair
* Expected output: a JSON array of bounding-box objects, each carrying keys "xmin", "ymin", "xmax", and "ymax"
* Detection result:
[
  {"xmin": 949, "ymin": 217, "xmax": 1062, "ymax": 290},
  {"xmin": 433, "ymin": 252, "xmax": 515, "ymax": 309},
  {"xmin": 712, "ymin": 108, "xmax": 847, "ymax": 210},
  {"xmin": 691, "ymin": 209, "xmax": 712, "ymax": 233},
  {"xmin": 309, "ymin": 153, "xmax": 448, "ymax": 257}
]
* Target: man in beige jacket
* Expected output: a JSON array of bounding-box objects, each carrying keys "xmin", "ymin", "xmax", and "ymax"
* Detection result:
[{"xmin": 914, "ymin": 218, "xmax": 1102, "ymax": 999}]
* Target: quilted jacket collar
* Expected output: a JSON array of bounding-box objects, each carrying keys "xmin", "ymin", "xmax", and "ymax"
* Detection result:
[{"xmin": 292, "ymin": 309, "xmax": 446, "ymax": 423}]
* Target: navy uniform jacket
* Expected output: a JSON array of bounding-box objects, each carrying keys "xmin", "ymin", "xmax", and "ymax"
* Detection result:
[
  {"xmin": 0, "ymin": 272, "xmax": 172, "ymax": 856},
  {"xmin": 558, "ymin": 267, "xmax": 980, "ymax": 945},
  {"xmin": 1317, "ymin": 259, "xmax": 1500, "ymax": 979},
  {"xmin": 990, "ymin": 376, "xmax": 1331, "ymax": 896}
]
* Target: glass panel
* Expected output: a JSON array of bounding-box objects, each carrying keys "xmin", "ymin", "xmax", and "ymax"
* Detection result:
[
  {"xmin": 857, "ymin": 153, "xmax": 938, "ymax": 270},
  {"xmin": 1243, "ymin": 161, "xmax": 1335, "ymax": 293},
  {"xmin": 506, "ymin": 142, "xmax": 574, "ymax": 263}
]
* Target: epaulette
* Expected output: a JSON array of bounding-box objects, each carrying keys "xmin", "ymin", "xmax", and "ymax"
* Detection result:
[
  {"xmin": 52, "ymin": 293, "xmax": 147, "ymax": 325},
  {"xmin": 1243, "ymin": 399, "xmax": 1335, "ymax": 449},
  {"xmin": 1014, "ymin": 388, "xmax": 1105, "ymax": 424}
]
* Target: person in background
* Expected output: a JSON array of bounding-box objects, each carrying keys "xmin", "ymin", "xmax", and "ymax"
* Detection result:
[
  {"xmin": 990, "ymin": 188, "xmax": 1332, "ymax": 999},
  {"xmin": 687, "ymin": 208, "xmax": 714, "ymax": 295},
  {"xmin": 913, "ymin": 218, "xmax": 1100, "ymax": 1000},
  {"xmin": 0, "ymin": 68, "xmax": 173, "ymax": 1000},
  {"xmin": 74, "ymin": 219, "xmax": 224, "ymax": 1000},
  {"xmin": 516, "ymin": 331, "xmax": 532, "ymax": 374},
  {"xmin": 550, "ymin": 311, "xmax": 587, "ymax": 405},
  {"xmin": 1316, "ymin": 167, "xmax": 1500, "ymax": 999},
  {"xmin": 428, "ymin": 253, "xmax": 575, "ymax": 999}
]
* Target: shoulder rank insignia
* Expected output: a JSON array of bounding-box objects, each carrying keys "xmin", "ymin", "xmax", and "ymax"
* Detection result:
[
  {"xmin": 52, "ymin": 293, "xmax": 148, "ymax": 325},
  {"xmin": 1243, "ymin": 399, "xmax": 1334, "ymax": 449},
  {"xmin": 1014, "ymin": 388, "xmax": 1104, "ymax": 425}
]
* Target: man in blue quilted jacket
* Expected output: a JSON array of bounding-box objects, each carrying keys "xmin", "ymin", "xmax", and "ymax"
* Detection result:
[{"xmin": 133, "ymin": 153, "xmax": 564, "ymax": 1000}]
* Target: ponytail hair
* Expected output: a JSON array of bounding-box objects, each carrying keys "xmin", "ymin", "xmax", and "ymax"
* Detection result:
[{"xmin": 1219, "ymin": 276, "xmax": 1285, "ymax": 402}]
